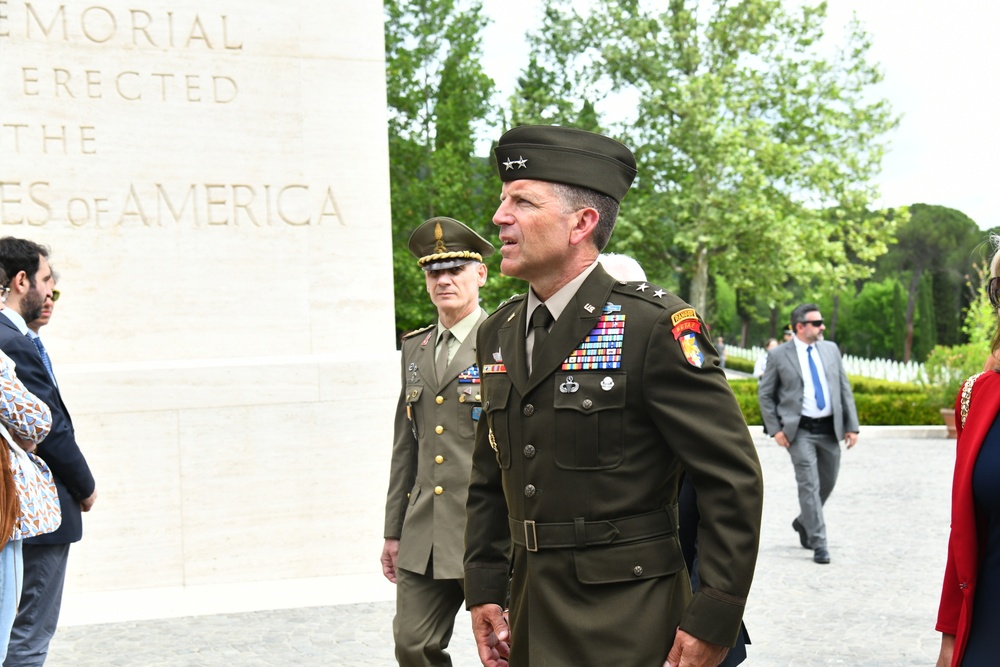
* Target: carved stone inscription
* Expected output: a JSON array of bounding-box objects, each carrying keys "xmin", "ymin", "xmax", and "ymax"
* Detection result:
[{"xmin": 0, "ymin": 1, "xmax": 344, "ymax": 228}]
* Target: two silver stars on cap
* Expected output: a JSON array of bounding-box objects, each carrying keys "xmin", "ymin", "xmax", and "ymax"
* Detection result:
[{"xmin": 503, "ymin": 156, "xmax": 528, "ymax": 170}]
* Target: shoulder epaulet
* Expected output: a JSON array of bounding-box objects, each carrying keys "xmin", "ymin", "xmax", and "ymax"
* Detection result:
[
  {"xmin": 401, "ymin": 323, "xmax": 434, "ymax": 340},
  {"xmin": 493, "ymin": 293, "xmax": 525, "ymax": 312},
  {"xmin": 611, "ymin": 280, "xmax": 687, "ymax": 311}
]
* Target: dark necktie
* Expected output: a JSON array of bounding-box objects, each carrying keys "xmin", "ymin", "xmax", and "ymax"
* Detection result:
[
  {"xmin": 807, "ymin": 345, "xmax": 825, "ymax": 410},
  {"xmin": 530, "ymin": 305, "xmax": 553, "ymax": 375},
  {"xmin": 436, "ymin": 330, "xmax": 451, "ymax": 384},
  {"xmin": 30, "ymin": 335, "xmax": 57, "ymax": 387}
]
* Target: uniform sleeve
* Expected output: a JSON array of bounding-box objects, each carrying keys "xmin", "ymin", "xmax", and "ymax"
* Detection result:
[
  {"xmin": 383, "ymin": 345, "xmax": 417, "ymax": 540},
  {"xmin": 644, "ymin": 310, "xmax": 764, "ymax": 647},
  {"xmin": 463, "ymin": 325, "xmax": 511, "ymax": 609},
  {"xmin": 0, "ymin": 355, "xmax": 52, "ymax": 445}
]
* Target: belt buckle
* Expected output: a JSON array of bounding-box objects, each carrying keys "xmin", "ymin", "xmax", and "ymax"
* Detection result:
[{"xmin": 523, "ymin": 520, "xmax": 538, "ymax": 552}]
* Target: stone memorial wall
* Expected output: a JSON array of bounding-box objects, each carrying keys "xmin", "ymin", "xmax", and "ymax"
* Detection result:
[{"xmin": 0, "ymin": 0, "xmax": 396, "ymax": 598}]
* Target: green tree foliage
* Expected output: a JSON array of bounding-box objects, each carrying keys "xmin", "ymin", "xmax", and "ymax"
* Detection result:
[
  {"xmin": 510, "ymin": 0, "xmax": 899, "ymax": 324},
  {"xmin": 384, "ymin": 0, "xmax": 501, "ymax": 337},
  {"xmin": 874, "ymin": 203, "xmax": 982, "ymax": 359}
]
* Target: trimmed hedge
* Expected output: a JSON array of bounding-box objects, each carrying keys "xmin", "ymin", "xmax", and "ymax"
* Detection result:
[{"xmin": 728, "ymin": 376, "xmax": 942, "ymax": 426}]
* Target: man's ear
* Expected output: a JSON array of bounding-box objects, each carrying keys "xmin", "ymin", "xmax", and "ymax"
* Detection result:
[
  {"xmin": 9, "ymin": 270, "xmax": 29, "ymax": 295},
  {"xmin": 568, "ymin": 208, "xmax": 600, "ymax": 248},
  {"xmin": 476, "ymin": 262, "xmax": 487, "ymax": 286}
]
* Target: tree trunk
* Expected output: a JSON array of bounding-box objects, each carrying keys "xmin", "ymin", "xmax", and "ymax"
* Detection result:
[{"xmin": 689, "ymin": 245, "xmax": 709, "ymax": 317}]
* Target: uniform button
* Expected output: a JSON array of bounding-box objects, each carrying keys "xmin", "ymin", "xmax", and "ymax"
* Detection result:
[
  {"xmin": 524, "ymin": 484, "xmax": 536, "ymax": 498},
  {"xmin": 435, "ymin": 455, "xmax": 444, "ymax": 464},
  {"xmin": 523, "ymin": 444, "xmax": 536, "ymax": 458},
  {"xmin": 582, "ymin": 398, "xmax": 593, "ymax": 410},
  {"xmin": 435, "ymin": 425, "xmax": 444, "ymax": 434},
  {"xmin": 633, "ymin": 565, "xmax": 643, "ymax": 576},
  {"xmin": 475, "ymin": 394, "xmax": 481, "ymax": 401},
  {"xmin": 459, "ymin": 395, "xmax": 467, "ymax": 403},
  {"xmin": 523, "ymin": 404, "xmax": 535, "ymax": 416},
  {"xmin": 436, "ymin": 395, "xmax": 444, "ymax": 404},
  {"xmin": 434, "ymin": 486, "xmax": 444, "ymax": 495}
]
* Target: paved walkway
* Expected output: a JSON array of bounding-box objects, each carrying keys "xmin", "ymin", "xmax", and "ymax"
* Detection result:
[{"xmin": 46, "ymin": 426, "xmax": 952, "ymax": 666}]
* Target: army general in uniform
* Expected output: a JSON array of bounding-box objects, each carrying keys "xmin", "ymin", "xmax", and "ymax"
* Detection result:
[
  {"xmin": 382, "ymin": 217, "xmax": 495, "ymax": 667},
  {"xmin": 463, "ymin": 126, "xmax": 764, "ymax": 667}
]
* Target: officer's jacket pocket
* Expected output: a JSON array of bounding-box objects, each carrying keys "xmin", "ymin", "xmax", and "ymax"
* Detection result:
[
  {"xmin": 574, "ymin": 535, "xmax": 685, "ymax": 584},
  {"xmin": 408, "ymin": 484, "xmax": 421, "ymax": 505},
  {"xmin": 405, "ymin": 384, "xmax": 423, "ymax": 437},
  {"xmin": 456, "ymin": 383, "xmax": 482, "ymax": 438},
  {"xmin": 482, "ymin": 375, "xmax": 512, "ymax": 469},
  {"xmin": 553, "ymin": 372, "xmax": 626, "ymax": 470}
]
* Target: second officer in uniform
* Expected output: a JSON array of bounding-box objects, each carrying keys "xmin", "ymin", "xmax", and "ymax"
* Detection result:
[{"xmin": 382, "ymin": 216, "xmax": 495, "ymax": 666}]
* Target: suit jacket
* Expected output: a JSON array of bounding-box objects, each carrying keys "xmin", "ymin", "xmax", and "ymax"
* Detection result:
[
  {"xmin": 936, "ymin": 370, "xmax": 999, "ymax": 666},
  {"xmin": 757, "ymin": 339, "xmax": 860, "ymax": 441},
  {"xmin": 0, "ymin": 315, "xmax": 95, "ymax": 544},
  {"xmin": 464, "ymin": 265, "xmax": 763, "ymax": 664},
  {"xmin": 383, "ymin": 310, "xmax": 487, "ymax": 580}
]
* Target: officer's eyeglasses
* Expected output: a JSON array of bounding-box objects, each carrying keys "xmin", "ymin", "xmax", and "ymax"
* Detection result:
[
  {"xmin": 987, "ymin": 277, "xmax": 1000, "ymax": 308},
  {"xmin": 50, "ymin": 290, "xmax": 60, "ymax": 302}
]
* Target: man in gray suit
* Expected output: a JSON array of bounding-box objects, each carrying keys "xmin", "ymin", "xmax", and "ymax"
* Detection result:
[{"xmin": 758, "ymin": 303, "xmax": 859, "ymax": 564}]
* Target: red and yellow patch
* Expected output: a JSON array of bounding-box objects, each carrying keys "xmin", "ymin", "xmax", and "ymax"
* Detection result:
[{"xmin": 670, "ymin": 309, "xmax": 704, "ymax": 368}]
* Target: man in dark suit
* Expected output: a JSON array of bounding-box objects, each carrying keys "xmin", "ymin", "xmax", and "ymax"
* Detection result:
[
  {"xmin": 758, "ymin": 303, "xmax": 860, "ymax": 565},
  {"xmin": 0, "ymin": 237, "xmax": 97, "ymax": 667},
  {"xmin": 382, "ymin": 217, "xmax": 495, "ymax": 667},
  {"xmin": 463, "ymin": 126, "xmax": 763, "ymax": 667}
]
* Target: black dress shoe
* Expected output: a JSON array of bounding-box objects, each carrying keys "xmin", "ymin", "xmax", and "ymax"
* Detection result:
[
  {"xmin": 813, "ymin": 547, "xmax": 831, "ymax": 564},
  {"xmin": 792, "ymin": 519, "xmax": 809, "ymax": 549}
]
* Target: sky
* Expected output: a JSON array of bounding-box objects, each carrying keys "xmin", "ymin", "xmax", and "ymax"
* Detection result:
[{"xmin": 480, "ymin": 0, "xmax": 1000, "ymax": 229}]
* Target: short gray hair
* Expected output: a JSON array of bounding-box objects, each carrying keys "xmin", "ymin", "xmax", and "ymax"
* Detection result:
[{"xmin": 552, "ymin": 183, "xmax": 620, "ymax": 251}]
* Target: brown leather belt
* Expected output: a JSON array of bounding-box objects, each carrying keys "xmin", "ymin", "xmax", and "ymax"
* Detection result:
[{"xmin": 509, "ymin": 506, "xmax": 677, "ymax": 552}]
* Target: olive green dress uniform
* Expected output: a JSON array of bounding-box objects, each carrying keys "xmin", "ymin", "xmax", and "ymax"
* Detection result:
[
  {"xmin": 384, "ymin": 216, "xmax": 496, "ymax": 667},
  {"xmin": 465, "ymin": 265, "xmax": 763, "ymax": 665},
  {"xmin": 386, "ymin": 311, "xmax": 487, "ymax": 578}
]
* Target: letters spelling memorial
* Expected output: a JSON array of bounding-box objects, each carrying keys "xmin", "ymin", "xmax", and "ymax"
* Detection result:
[
  {"xmin": 0, "ymin": 0, "xmax": 396, "ymax": 613},
  {"xmin": 0, "ymin": 2, "xmax": 343, "ymax": 227}
]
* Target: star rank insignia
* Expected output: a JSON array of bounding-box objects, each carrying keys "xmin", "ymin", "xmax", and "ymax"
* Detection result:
[
  {"xmin": 502, "ymin": 155, "xmax": 528, "ymax": 170},
  {"xmin": 653, "ymin": 289, "xmax": 666, "ymax": 298},
  {"xmin": 636, "ymin": 283, "xmax": 649, "ymax": 292}
]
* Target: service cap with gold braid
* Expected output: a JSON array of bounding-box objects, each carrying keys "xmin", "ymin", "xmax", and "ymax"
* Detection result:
[
  {"xmin": 493, "ymin": 125, "xmax": 638, "ymax": 203},
  {"xmin": 408, "ymin": 216, "xmax": 496, "ymax": 272}
]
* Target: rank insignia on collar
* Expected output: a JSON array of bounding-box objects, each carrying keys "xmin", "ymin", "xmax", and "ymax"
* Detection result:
[
  {"xmin": 420, "ymin": 331, "xmax": 433, "ymax": 347},
  {"xmin": 584, "ymin": 303, "xmax": 595, "ymax": 313}
]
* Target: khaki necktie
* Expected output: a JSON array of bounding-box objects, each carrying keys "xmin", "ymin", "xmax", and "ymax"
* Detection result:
[
  {"xmin": 530, "ymin": 305, "xmax": 553, "ymax": 375},
  {"xmin": 436, "ymin": 329, "xmax": 451, "ymax": 384}
]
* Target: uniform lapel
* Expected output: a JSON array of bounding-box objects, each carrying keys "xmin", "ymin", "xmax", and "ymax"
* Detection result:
[
  {"xmin": 416, "ymin": 326, "xmax": 438, "ymax": 389},
  {"xmin": 498, "ymin": 301, "xmax": 529, "ymax": 394},
  {"xmin": 525, "ymin": 267, "xmax": 614, "ymax": 395}
]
